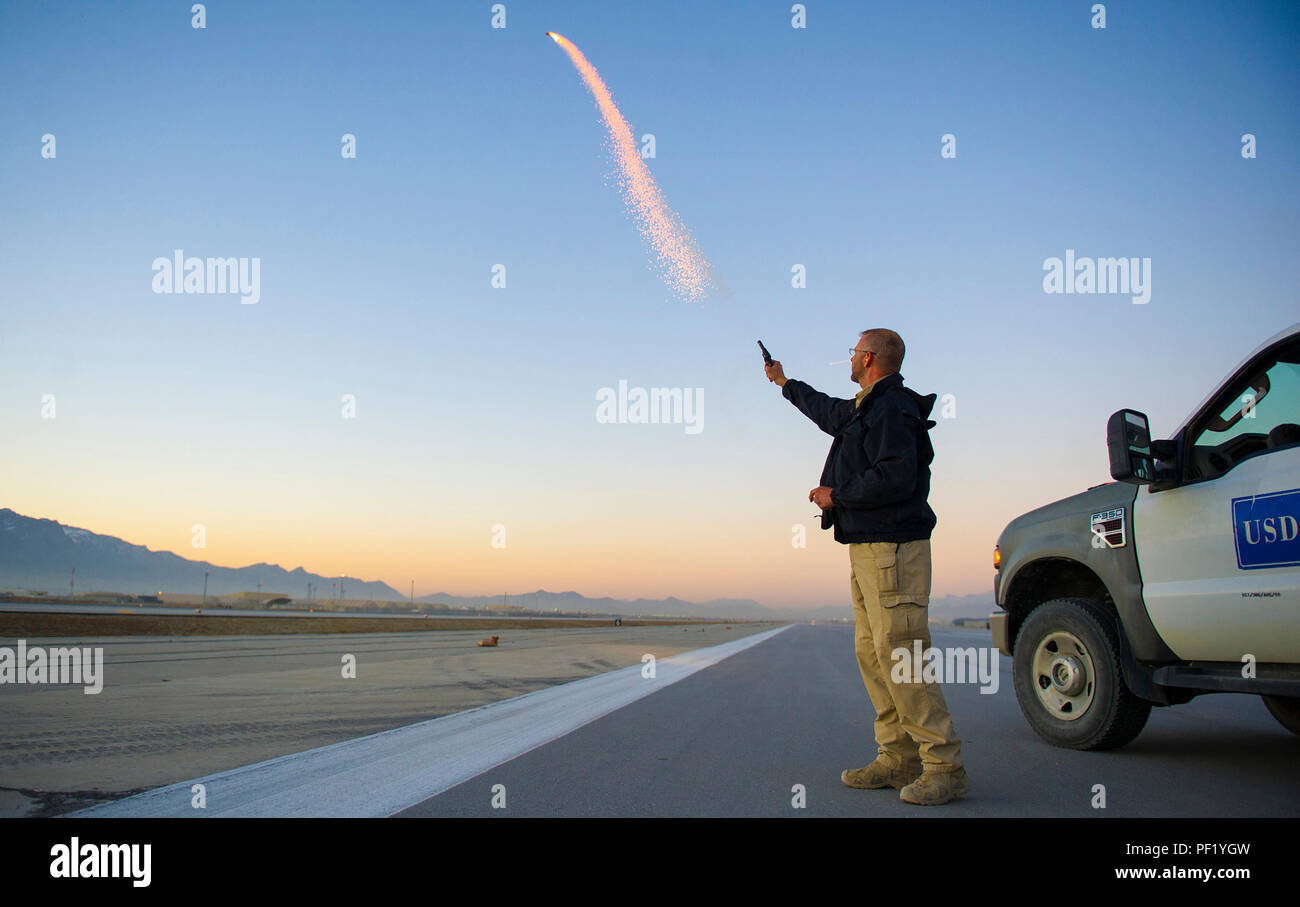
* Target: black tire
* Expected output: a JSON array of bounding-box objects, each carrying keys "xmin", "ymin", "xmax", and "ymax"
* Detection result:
[
  {"xmin": 1012, "ymin": 597, "xmax": 1152, "ymax": 750},
  {"xmin": 1262, "ymin": 695, "xmax": 1300, "ymax": 736}
]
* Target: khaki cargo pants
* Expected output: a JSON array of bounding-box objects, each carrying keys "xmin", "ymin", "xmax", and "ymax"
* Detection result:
[{"xmin": 849, "ymin": 539, "xmax": 963, "ymax": 772}]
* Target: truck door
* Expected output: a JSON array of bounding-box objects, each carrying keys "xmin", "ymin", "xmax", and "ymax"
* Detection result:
[{"xmin": 1134, "ymin": 338, "xmax": 1300, "ymax": 663}]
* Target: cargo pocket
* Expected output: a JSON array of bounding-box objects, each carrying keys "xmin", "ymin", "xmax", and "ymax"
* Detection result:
[
  {"xmin": 870, "ymin": 542, "xmax": 901, "ymax": 608},
  {"xmin": 895, "ymin": 539, "xmax": 932, "ymax": 607},
  {"xmin": 885, "ymin": 602, "xmax": 929, "ymax": 650}
]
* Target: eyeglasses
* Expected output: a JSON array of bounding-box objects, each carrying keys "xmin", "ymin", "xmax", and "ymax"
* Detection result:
[{"xmin": 850, "ymin": 348, "xmax": 874, "ymax": 358}]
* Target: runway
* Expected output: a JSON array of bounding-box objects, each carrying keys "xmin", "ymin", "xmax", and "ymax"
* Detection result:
[
  {"xmin": 66, "ymin": 626, "xmax": 792, "ymax": 817},
  {"xmin": 37, "ymin": 624, "xmax": 1300, "ymax": 817},
  {"xmin": 0, "ymin": 622, "xmax": 778, "ymax": 816}
]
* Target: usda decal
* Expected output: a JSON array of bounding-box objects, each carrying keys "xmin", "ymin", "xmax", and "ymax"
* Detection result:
[{"xmin": 1232, "ymin": 488, "xmax": 1300, "ymax": 569}]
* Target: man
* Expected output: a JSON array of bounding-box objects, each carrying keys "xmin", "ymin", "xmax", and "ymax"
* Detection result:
[{"xmin": 765, "ymin": 329, "xmax": 969, "ymax": 806}]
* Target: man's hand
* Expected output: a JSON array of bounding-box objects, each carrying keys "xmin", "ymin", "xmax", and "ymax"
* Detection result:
[
  {"xmin": 809, "ymin": 486, "xmax": 834, "ymax": 509},
  {"xmin": 765, "ymin": 359, "xmax": 787, "ymax": 387}
]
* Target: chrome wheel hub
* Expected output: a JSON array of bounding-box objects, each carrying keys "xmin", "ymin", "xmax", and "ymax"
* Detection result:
[{"xmin": 1032, "ymin": 631, "xmax": 1096, "ymax": 721}]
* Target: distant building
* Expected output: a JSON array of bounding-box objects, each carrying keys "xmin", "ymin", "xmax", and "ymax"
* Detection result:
[
  {"xmin": 0, "ymin": 589, "xmax": 47, "ymax": 599},
  {"xmin": 225, "ymin": 591, "xmax": 292, "ymax": 606},
  {"xmin": 80, "ymin": 591, "xmax": 134, "ymax": 604}
]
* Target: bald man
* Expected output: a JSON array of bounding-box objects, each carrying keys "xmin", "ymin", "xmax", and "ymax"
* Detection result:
[{"xmin": 765, "ymin": 329, "xmax": 969, "ymax": 805}]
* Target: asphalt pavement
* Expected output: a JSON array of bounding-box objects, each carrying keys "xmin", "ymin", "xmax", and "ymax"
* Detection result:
[{"xmin": 396, "ymin": 623, "xmax": 1300, "ymax": 817}]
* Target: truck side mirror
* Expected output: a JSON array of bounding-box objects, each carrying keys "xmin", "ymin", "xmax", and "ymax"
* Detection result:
[{"xmin": 1107, "ymin": 409, "xmax": 1156, "ymax": 484}]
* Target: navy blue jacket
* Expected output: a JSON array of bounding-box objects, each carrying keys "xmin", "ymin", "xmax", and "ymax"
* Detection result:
[{"xmin": 782, "ymin": 372, "xmax": 938, "ymax": 543}]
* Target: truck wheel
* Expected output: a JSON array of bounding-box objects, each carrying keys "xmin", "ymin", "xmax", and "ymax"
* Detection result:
[
  {"xmin": 1262, "ymin": 695, "xmax": 1300, "ymax": 736},
  {"xmin": 1012, "ymin": 597, "xmax": 1151, "ymax": 750}
]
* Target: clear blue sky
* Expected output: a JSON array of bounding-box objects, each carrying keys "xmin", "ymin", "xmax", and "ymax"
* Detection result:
[{"xmin": 1, "ymin": 0, "xmax": 1297, "ymax": 606}]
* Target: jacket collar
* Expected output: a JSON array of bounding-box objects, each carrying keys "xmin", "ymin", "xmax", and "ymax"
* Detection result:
[{"xmin": 854, "ymin": 371, "xmax": 903, "ymax": 412}]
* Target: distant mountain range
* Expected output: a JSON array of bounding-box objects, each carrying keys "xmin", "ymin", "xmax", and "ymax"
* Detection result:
[
  {"xmin": 0, "ymin": 508, "xmax": 993, "ymax": 620},
  {"xmin": 414, "ymin": 589, "xmax": 990, "ymax": 621},
  {"xmin": 416, "ymin": 589, "xmax": 775, "ymax": 619},
  {"xmin": 0, "ymin": 508, "xmax": 403, "ymax": 601}
]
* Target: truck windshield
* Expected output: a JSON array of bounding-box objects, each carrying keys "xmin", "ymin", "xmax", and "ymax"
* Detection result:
[{"xmin": 1185, "ymin": 342, "xmax": 1300, "ymax": 482}]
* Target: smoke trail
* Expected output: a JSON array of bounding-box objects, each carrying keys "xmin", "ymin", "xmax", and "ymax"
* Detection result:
[{"xmin": 548, "ymin": 31, "xmax": 716, "ymax": 302}]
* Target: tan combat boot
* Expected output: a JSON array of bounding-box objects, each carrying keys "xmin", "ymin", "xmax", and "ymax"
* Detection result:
[
  {"xmin": 899, "ymin": 767, "xmax": 971, "ymax": 805},
  {"xmin": 841, "ymin": 757, "xmax": 923, "ymax": 790}
]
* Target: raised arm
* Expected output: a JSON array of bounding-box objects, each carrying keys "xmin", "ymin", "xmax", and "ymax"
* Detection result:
[{"xmin": 781, "ymin": 378, "xmax": 855, "ymax": 437}]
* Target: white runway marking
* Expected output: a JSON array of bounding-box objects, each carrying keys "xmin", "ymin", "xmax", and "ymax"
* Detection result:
[{"xmin": 68, "ymin": 624, "xmax": 793, "ymax": 818}]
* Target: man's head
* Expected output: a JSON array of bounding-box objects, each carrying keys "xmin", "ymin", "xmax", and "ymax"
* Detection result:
[{"xmin": 851, "ymin": 328, "xmax": 905, "ymax": 387}]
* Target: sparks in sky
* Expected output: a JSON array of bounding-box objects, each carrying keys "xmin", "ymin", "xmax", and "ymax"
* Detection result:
[{"xmin": 547, "ymin": 31, "xmax": 715, "ymax": 302}]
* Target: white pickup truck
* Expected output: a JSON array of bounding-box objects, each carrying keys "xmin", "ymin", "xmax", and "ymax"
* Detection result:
[{"xmin": 990, "ymin": 322, "xmax": 1300, "ymax": 749}]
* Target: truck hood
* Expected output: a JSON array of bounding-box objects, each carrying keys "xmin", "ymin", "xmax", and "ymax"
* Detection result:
[{"xmin": 997, "ymin": 481, "xmax": 1139, "ymax": 548}]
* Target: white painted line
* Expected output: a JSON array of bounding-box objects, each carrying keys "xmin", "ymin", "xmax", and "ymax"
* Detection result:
[{"xmin": 67, "ymin": 624, "xmax": 794, "ymax": 818}]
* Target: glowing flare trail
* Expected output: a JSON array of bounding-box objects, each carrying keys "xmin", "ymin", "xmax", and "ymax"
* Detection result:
[{"xmin": 547, "ymin": 31, "xmax": 715, "ymax": 301}]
